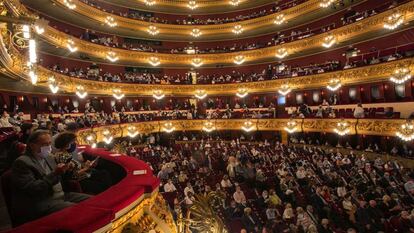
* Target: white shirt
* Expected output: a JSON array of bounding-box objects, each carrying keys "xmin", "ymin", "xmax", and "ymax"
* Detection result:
[{"xmin": 164, "ymin": 183, "xmax": 177, "ymax": 192}]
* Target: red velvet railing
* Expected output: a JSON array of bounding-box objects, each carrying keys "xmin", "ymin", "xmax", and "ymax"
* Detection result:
[{"xmin": 6, "ymin": 146, "xmax": 160, "ymax": 233}]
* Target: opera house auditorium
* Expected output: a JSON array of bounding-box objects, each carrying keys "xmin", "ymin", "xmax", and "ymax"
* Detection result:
[{"xmin": 1, "ymin": 0, "xmax": 414, "ymax": 232}]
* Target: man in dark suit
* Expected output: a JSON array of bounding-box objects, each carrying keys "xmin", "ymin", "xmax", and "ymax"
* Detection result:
[{"xmin": 11, "ymin": 130, "xmax": 90, "ymax": 225}]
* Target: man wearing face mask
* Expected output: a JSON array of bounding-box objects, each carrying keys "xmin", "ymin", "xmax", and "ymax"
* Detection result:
[{"xmin": 10, "ymin": 130, "xmax": 90, "ymax": 225}]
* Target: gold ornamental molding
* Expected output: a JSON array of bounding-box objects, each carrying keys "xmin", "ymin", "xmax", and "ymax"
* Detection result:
[
  {"xmin": 51, "ymin": 0, "xmax": 320, "ymax": 39},
  {"xmin": 29, "ymin": 58, "xmax": 414, "ymax": 96},
  {"xmin": 76, "ymin": 118, "xmax": 407, "ymax": 145},
  {"xmin": 38, "ymin": 0, "xmax": 414, "ymax": 67}
]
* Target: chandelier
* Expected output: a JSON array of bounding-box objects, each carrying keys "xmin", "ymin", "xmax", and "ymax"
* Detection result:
[
  {"xmin": 284, "ymin": 119, "xmax": 298, "ymax": 133},
  {"xmin": 384, "ymin": 13, "xmax": 404, "ymax": 30},
  {"xmin": 127, "ymin": 125, "xmax": 139, "ymax": 138},
  {"xmin": 229, "ymin": 0, "xmax": 241, "ymax": 6},
  {"xmin": 28, "ymin": 39, "xmax": 37, "ymax": 64},
  {"xmin": 322, "ymin": 35, "xmax": 336, "ymax": 48},
  {"xmin": 190, "ymin": 28, "xmax": 202, "ymax": 37},
  {"xmin": 191, "ymin": 58, "xmax": 203, "ymax": 67},
  {"xmin": 396, "ymin": 121, "xmax": 414, "ymax": 141},
  {"xmin": 187, "ymin": 1, "xmax": 198, "ymax": 10},
  {"xmin": 389, "ymin": 68, "xmax": 411, "ymax": 84},
  {"xmin": 194, "ymin": 90, "xmax": 207, "ymax": 99},
  {"xmin": 241, "ymin": 120, "xmax": 255, "ymax": 132},
  {"xmin": 320, "ymin": 0, "xmax": 335, "ymax": 8},
  {"xmin": 278, "ymin": 84, "xmax": 291, "ymax": 96},
  {"xmin": 233, "ymin": 55, "xmax": 245, "ymax": 65},
  {"xmin": 333, "ymin": 120, "xmax": 350, "ymax": 136},
  {"xmin": 102, "ymin": 130, "xmax": 113, "ymax": 144},
  {"xmin": 232, "ymin": 25, "xmax": 244, "ymax": 34},
  {"xmin": 275, "ymin": 48, "xmax": 288, "ymax": 59},
  {"xmin": 327, "ymin": 79, "xmax": 342, "ymax": 91},
  {"xmin": 106, "ymin": 51, "xmax": 119, "ymax": 62},
  {"xmin": 152, "ymin": 90, "xmax": 165, "ymax": 100},
  {"xmin": 274, "ymin": 14, "xmax": 286, "ymax": 25},
  {"xmin": 48, "ymin": 76, "xmax": 59, "ymax": 94},
  {"xmin": 66, "ymin": 39, "xmax": 78, "ymax": 52},
  {"xmin": 236, "ymin": 88, "xmax": 248, "ymax": 98},
  {"xmin": 147, "ymin": 25, "xmax": 159, "ymax": 35},
  {"xmin": 148, "ymin": 56, "xmax": 160, "ymax": 66},
  {"xmin": 163, "ymin": 122, "xmax": 176, "ymax": 133},
  {"xmin": 202, "ymin": 121, "xmax": 216, "ymax": 132},
  {"xmin": 63, "ymin": 0, "xmax": 76, "ymax": 9},
  {"xmin": 144, "ymin": 0, "xmax": 156, "ymax": 6},
  {"xmin": 75, "ymin": 86, "xmax": 88, "ymax": 99},
  {"xmin": 104, "ymin": 16, "xmax": 117, "ymax": 27},
  {"xmin": 112, "ymin": 89, "xmax": 125, "ymax": 100}
]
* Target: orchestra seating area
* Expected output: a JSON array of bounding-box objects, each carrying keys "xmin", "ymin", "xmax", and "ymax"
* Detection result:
[{"xmin": 0, "ymin": 0, "xmax": 414, "ymax": 232}]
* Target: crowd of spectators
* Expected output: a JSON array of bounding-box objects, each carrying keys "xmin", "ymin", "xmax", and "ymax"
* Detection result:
[
  {"xmin": 125, "ymin": 136, "xmax": 414, "ymax": 233},
  {"xmin": 79, "ymin": 0, "xmax": 305, "ymax": 25}
]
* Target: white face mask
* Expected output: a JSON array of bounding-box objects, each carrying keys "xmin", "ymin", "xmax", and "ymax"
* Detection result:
[{"xmin": 38, "ymin": 145, "xmax": 52, "ymax": 159}]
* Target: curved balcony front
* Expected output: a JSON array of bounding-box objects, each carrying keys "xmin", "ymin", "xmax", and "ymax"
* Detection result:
[
  {"xmin": 6, "ymin": 146, "xmax": 175, "ymax": 233},
  {"xmin": 35, "ymin": 1, "xmax": 414, "ymax": 68}
]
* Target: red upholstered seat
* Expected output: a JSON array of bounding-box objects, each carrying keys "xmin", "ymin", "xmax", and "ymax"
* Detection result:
[
  {"xmin": 83, "ymin": 184, "xmax": 145, "ymax": 215},
  {"xmin": 10, "ymin": 205, "xmax": 113, "ymax": 233}
]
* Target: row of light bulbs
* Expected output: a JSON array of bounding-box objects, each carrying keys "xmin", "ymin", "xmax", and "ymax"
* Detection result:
[
  {"xmin": 89, "ymin": 118, "xmax": 414, "ymax": 143},
  {"xmin": 46, "ymin": 66, "xmax": 412, "ymax": 99},
  {"xmin": 62, "ymin": 35, "xmax": 337, "ymax": 66},
  {"xmin": 143, "ymin": 0, "xmax": 242, "ymax": 8}
]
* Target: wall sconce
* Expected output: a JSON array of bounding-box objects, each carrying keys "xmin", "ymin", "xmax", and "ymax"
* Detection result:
[
  {"xmin": 241, "ymin": 120, "xmax": 255, "ymax": 132},
  {"xmin": 278, "ymin": 84, "xmax": 291, "ymax": 96},
  {"xmin": 187, "ymin": 0, "xmax": 198, "ymax": 9},
  {"xmin": 284, "ymin": 119, "xmax": 298, "ymax": 133},
  {"xmin": 320, "ymin": 0, "xmax": 335, "ymax": 8},
  {"xmin": 229, "ymin": 0, "xmax": 241, "ymax": 6},
  {"xmin": 106, "ymin": 51, "xmax": 119, "ymax": 62},
  {"xmin": 327, "ymin": 79, "xmax": 342, "ymax": 91},
  {"xmin": 147, "ymin": 25, "xmax": 159, "ymax": 35},
  {"xmin": 334, "ymin": 119, "xmax": 350, "ymax": 136},
  {"xmin": 384, "ymin": 13, "xmax": 404, "ymax": 30},
  {"xmin": 190, "ymin": 28, "xmax": 202, "ymax": 37},
  {"xmin": 202, "ymin": 121, "xmax": 216, "ymax": 132},
  {"xmin": 34, "ymin": 18, "xmax": 48, "ymax": 34},
  {"xmin": 144, "ymin": 0, "xmax": 156, "ymax": 6},
  {"xmin": 322, "ymin": 35, "xmax": 336, "ymax": 48},
  {"xmin": 148, "ymin": 56, "xmax": 160, "ymax": 66},
  {"xmin": 275, "ymin": 48, "xmax": 288, "ymax": 59},
  {"xmin": 86, "ymin": 133, "xmax": 97, "ymax": 148},
  {"xmin": 232, "ymin": 25, "xmax": 244, "ymax": 34},
  {"xmin": 390, "ymin": 67, "xmax": 411, "ymax": 84},
  {"xmin": 194, "ymin": 90, "xmax": 207, "ymax": 99},
  {"xmin": 191, "ymin": 58, "xmax": 203, "ymax": 67},
  {"xmin": 112, "ymin": 89, "xmax": 125, "ymax": 100},
  {"xmin": 396, "ymin": 121, "xmax": 414, "ymax": 141},
  {"xmin": 236, "ymin": 88, "xmax": 248, "ymax": 98},
  {"xmin": 29, "ymin": 70, "xmax": 37, "ymax": 85},
  {"xmin": 152, "ymin": 90, "xmax": 165, "ymax": 100},
  {"xmin": 76, "ymin": 86, "xmax": 88, "ymax": 99},
  {"xmin": 63, "ymin": 0, "xmax": 76, "ymax": 9},
  {"xmin": 274, "ymin": 14, "xmax": 286, "ymax": 25},
  {"xmin": 163, "ymin": 122, "xmax": 176, "ymax": 133},
  {"xmin": 66, "ymin": 39, "xmax": 78, "ymax": 52},
  {"xmin": 104, "ymin": 16, "xmax": 117, "ymax": 27},
  {"xmin": 127, "ymin": 125, "xmax": 139, "ymax": 138},
  {"xmin": 233, "ymin": 55, "xmax": 245, "ymax": 65},
  {"xmin": 102, "ymin": 130, "xmax": 113, "ymax": 144},
  {"xmin": 48, "ymin": 77, "xmax": 59, "ymax": 94}
]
